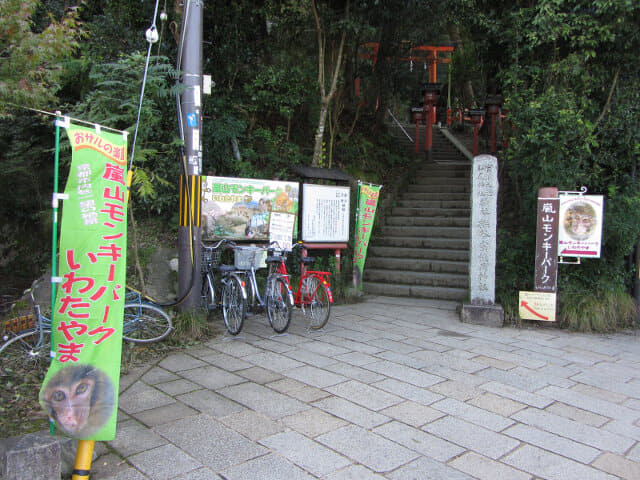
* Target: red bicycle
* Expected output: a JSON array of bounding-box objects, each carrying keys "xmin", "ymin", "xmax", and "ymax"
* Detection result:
[{"xmin": 266, "ymin": 242, "xmax": 333, "ymax": 329}]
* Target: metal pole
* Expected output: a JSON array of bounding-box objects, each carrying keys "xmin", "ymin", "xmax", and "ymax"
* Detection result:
[
  {"xmin": 177, "ymin": 0, "xmax": 203, "ymax": 310},
  {"xmin": 71, "ymin": 440, "xmax": 95, "ymax": 480}
]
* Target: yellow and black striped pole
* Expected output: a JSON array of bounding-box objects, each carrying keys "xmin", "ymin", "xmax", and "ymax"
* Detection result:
[
  {"xmin": 179, "ymin": 174, "xmax": 202, "ymax": 228},
  {"xmin": 71, "ymin": 440, "xmax": 94, "ymax": 480},
  {"xmin": 177, "ymin": 171, "xmax": 202, "ymax": 310}
]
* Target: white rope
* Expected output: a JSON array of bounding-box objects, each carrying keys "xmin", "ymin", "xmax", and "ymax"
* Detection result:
[{"xmin": 129, "ymin": 0, "xmax": 162, "ymax": 170}]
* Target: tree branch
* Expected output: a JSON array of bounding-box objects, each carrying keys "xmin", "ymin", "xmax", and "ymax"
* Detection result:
[{"xmin": 593, "ymin": 66, "xmax": 620, "ymax": 129}]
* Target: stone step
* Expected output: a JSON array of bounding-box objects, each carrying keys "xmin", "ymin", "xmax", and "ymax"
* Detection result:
[
  {"xmin": 379, "ymin": 225, "xmax": 469, "ymax": 238},
  {"xmin": 407, "ymin": 183, "xmax": 469, "ymax": 193},
  {"xmin": 408, "ymin": 176, "xmax": 470, "ymax": 186},
  {"xmin": 369, "ymin": 246, "xmax": 469, "ymax": 261},
  {"xmin": 390, "ymin": 207, "xmax": 470, "ymax": 217},
  {"xmin": 374, "ymin": 236, "xmax": 469, "ymax": 250},
  {"xmin": 364, "ymin": 268, "xmax": 468, "ymax": 288},
  {"xmin": 412, "ymin": 168, "xmax": 469, "ymax": 178},
  {"xmin": 413, "ymin": 170, "xmax": 470, "ymax": 179},
  {"xmin": 396, "ymin": 199, "xmax": 470, "ymax": 209},
  {"xmin": 400, "ymin": 192, "xmax": 469, "ymax": 202},
  {"xmin": 366, "ymin": 256, "xmax": 468, "ymax": 274},
  {"xmin": 386, "ymin": 216, "xmax": 469, "ymax": 228},
  {"xmin": 362, "ymin": 282, "xmax": 468, "ymax": 301}
]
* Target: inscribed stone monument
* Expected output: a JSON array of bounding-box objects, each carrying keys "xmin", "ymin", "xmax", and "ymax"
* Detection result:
[{"xmin": 461, "ymin": 155, "xmax": 504, "ymax": 326}]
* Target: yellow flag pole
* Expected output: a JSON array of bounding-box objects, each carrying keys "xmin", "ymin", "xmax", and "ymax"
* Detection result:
[{"xmin": 71, "ymin": 440, "xmax": 95, "ymax": 480}]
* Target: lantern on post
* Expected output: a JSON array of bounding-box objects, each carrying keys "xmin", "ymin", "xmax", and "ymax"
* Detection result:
[
  {"xmin": 421, "ymin": 82, "xmax": 440, "ymax": 154},
  {"xmin": 485, "ymin": 94, "xmax": 503, "ymax": 154},
  {"xmin": 469, "ymin": 109, "xmax": 485, "ymax": 157},
  {"xmin": 411, "ymin": 106, "xmax": 424, "ymax": 153}
]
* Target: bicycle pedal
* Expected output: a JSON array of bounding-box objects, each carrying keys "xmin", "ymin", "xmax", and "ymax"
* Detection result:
[{"xmin": 2, "ymin": 314, "xmax": 35, "ymax": 333}]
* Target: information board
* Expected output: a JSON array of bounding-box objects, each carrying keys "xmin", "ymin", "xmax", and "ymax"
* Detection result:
[
  {"xmin": 201, "ymin": 176, "xmax": 298, "ymax": 241},
  {"xmin": 302, "ymin": 184, "xmax": 350, "ymax": 242},
  {"xmin": 519, "ymin": 291, "xmax": 557, "ymax": 322}
]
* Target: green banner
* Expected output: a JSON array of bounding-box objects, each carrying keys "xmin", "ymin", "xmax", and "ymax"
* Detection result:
[
  {"xmin": 353, "ymin": 182, "xmax": 381, "ymax": 290},
  {"xmin": 40, "ymin": 124, "xmax": 128, "ymax": 441}
]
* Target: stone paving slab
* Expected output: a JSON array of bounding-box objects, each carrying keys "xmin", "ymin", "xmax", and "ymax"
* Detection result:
[
  {"xmin": 316, "ymin": 425, "xmax": 419, "ymax": 473},
  {"xmin": 81, "ymin": 295, "xmax": 640, "ymax": 479},
  {"xmin": 259, "ymin": 430, "xmax": 352, "ymax": 477}
]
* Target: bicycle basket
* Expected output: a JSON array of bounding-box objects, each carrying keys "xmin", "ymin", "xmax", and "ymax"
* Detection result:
[
  {"xmin": 234, "ymin": 246, "xmax": 266, "ymax": 270},
  {"xmin": 202, "ymin": 246, "xmax": 223, "ymax": 270},
  {"xmin": 2, "ymin": 314, "xmax": 35, "ymax": 333}
]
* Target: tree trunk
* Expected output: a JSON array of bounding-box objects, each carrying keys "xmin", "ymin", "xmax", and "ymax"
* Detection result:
[
  {"xmin": 313, "ymin": 99, "xmax": 330, "ymax": 167},
  {"xmin": 311, "ymin": 0, "xmax": 348, "ymax": 167}
]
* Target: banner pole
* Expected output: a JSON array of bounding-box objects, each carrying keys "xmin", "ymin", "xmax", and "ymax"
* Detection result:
[
  {"xmin": 353, "ymin": 181, "xmax": 362, "ymax": 249},
  {"xmin": 71, "ymin": 440, "xmax": 95, "ymax": 480},
  {"xmin": 352, "ymin": 181, "xmax": 362, "ymax": 289},
  {"xmin": 51, "ymin": 114, "xmax": 61, "ymax": 314},
  {"xmin": 48, "ymin": 113, "xmax": 64, "ymax": 435}
]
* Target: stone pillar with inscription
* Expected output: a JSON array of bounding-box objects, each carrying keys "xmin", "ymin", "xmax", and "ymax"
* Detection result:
[{"xmin": 461, "ymin": 155, "xmax": 504, "ymax": 327}]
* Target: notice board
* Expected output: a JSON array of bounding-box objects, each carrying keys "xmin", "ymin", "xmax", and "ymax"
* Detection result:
[{"xmin": 301, "ymin": 184, "xmax": 350, "ymax": 242}]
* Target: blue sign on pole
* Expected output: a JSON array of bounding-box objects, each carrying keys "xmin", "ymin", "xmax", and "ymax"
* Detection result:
[{"xmin": 186, "ymin": 113, "xmax": 198, "ymax": 127}]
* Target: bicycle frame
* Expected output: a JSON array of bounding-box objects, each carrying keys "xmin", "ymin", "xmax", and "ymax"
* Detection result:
[{"xmin": 271, "ymin": 250, "xmax": 334, "ymax": 306}]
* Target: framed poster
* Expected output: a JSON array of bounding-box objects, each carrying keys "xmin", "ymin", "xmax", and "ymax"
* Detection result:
[
  {"xmin": 302, "ymin": 184, "xmax": 350, "ymax": 242},
  {"xmin": 557, "ymin": 195, "xmax": 604, "ymax": 258},
  {"xmin": 201, "ymin": 176, "xmax": 299, "ymax": 241}
]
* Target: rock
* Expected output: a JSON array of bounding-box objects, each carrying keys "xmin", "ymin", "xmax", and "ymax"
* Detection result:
[{"xmin": 0, "ymin": 432, "xmax": 60, "ymax": 480}]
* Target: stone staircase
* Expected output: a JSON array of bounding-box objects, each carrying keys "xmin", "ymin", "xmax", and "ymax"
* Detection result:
[{"xmin": 363, "ymin": 123, "xmax": 471, "ymax": 302}]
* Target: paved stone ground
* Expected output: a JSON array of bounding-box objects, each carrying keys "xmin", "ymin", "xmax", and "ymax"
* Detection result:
[{"xmin": 93, "ymin": 296, "xmax": 640, "ymax": 479}]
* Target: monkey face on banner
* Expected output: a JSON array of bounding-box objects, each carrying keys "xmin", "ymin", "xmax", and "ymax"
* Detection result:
[
  {"xmin": 563, "ymin": 202, "xmax": 597, "ymax": 241},
  {"xmin": 40, "ymin": 364, "xmax": 115, "ymax": 438}
]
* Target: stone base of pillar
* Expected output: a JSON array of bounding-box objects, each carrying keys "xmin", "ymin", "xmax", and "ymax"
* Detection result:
[{"xmin": 460, "ymin": 303, "xmax": 504, "ymax": 327}]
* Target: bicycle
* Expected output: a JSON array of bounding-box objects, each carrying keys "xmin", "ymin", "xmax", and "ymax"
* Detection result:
[
  {"xmin": 123, "ymin": 287, "xmax": 173, "ymax": 343},
  {"xmin": 233, "ymin": 244, "xmax": 294, "ymax": 334},
  {"xmin": 267, "ymin": 242, "xmax": 333, "ymax": 329},
  {"xmin": 200, "ymin": 238, "xmax": 227, "ymax": 315},
  {"xmin": 0, "ymin": 280, "xmax": 51, "ymax": 377},
  {"xmin": 205, "ymin": 240, "xmax": 248, "ymax": 336},
  {"xmin": 0, "ymin": 284, "xmax": 173, "ymax": 375}
]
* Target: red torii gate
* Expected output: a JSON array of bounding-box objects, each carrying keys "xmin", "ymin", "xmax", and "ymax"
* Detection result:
[{"xmin": 357, "ymin": 43, "xmax": 454, "ymax": 114}]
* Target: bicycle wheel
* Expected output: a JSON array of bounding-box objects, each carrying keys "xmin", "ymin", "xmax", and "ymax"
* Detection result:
[
  {"xmin": 0, "ymin": 328, "xmax": 51, "ymax": 377},
  {"xmin": 222, "ymin": 275, "xmax": 246, "ymax": 335},
  {"xmin": 303, "ymin": 276, "xmax": 331, "ymax": 329},
  {"xmin": 122, "ymin": 303, "xmax": 173, "ymax": 343},
  {"xmin": 266, "ymin": 276, "xmax": 293, "ymax": 334},
  {"xmin": 201, "ymin": 272, "xmax": 217, "ymax": 314}
]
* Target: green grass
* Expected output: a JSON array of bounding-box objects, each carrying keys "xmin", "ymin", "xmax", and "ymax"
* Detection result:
[{"xmin": 559, "ymin": 286, "xmax": 637, "ymax": 332}]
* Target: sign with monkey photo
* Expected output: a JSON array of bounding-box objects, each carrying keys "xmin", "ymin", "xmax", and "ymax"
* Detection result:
[
  {"xmin": 201, "ymin": 176, "xmax": 299, "ymax": 241},
  {"xmin": 39, "ymin": 124, "xmax": 128, "ymax": 441},
  {"xmin": 557, "ymin": 195, "xmax": 604, "ymax": 258}
]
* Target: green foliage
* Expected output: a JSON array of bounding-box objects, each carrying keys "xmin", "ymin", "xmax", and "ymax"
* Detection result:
[
  {"xmin": 70, "ymin": 52, "xmax": 182, "ymax": 215},
  {"xmin": 466, "ymin": 0, "xmax": 640, "ymax": 331},
  {"xmin": 0, "ymin": 0, "xmax": 83, "ymax": 114},
  {"xmin": 170, "ymin": 310, "xmax": 220, "ymax": 342},
  {"xmin": 559, "ymin": 283, "xmax": 637, "ymax": 332}
]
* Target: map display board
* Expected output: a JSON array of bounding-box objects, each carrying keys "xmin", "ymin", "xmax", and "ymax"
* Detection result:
[
  {"xmin": 201, "ymin": 176, "xmax": 298, "ymax": 241},
  {"xmin": 301, "ymin": 184, "xmax": 350, "ymax": 242}
]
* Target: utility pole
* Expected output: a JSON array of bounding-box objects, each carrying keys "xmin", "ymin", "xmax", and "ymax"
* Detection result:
[{"xmin": 177, "ymin": 0, "xmax": 203, "ymax": 310}]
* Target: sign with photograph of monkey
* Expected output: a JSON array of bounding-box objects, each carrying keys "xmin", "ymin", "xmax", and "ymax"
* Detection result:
[
  {"xmin": 40, "ymin": 365, "xmax": 115, "ymax": 438},
  {"xmin": 558, "ymin": 195, "xmax": 604, "ymax": 258},
  {"xmin": 39, "ymin": 123, "xmax": 127, "ymax": 440}
]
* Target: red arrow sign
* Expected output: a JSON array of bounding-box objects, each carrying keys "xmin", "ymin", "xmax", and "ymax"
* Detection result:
[{"xmin": 520, "ymin": 300, "xmax": 549, "ymax": 321}]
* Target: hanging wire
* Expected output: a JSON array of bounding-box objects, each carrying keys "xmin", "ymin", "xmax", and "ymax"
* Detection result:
[
  {"xmin": 129, "ymin": 0, "xmax": 162, "ymax": 171},
  {"xmin": 5, "ymin": 103, "xmax": 128, "ymax": 134}
]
